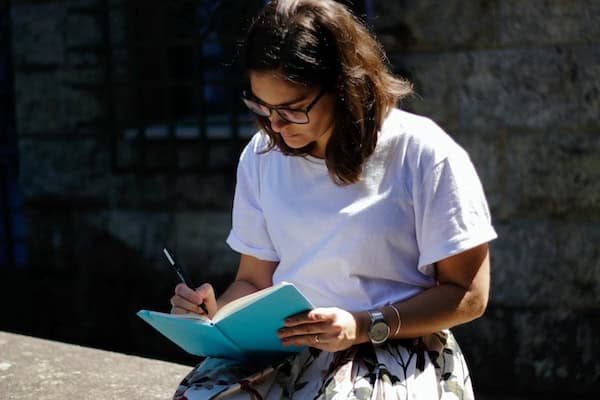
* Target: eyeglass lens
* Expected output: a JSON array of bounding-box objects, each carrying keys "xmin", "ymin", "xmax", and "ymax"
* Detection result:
[{"xmin": 241, "ymin": 98, "xmax": 309, "ymax": 124}]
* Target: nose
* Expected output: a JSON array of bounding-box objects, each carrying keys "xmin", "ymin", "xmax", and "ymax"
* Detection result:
[{"xmin": 268, "ymin": 112, "xmax": 288, "ymax": 132}]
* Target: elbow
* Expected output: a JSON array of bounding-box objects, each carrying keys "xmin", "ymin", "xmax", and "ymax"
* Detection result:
[{"xmin": 467, "ymin": 288, "xmax": 489, "ymax": 320}]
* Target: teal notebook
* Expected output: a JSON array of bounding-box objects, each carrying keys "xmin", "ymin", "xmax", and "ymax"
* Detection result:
[{"xmin": 137, "ymin": 282, "xmax": 314, "ymax": 362}]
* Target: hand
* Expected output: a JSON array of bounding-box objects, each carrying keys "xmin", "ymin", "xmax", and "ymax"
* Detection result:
[
  {"xmin": 278, "ymin": 307, "xmax": 362, "ymax": 352},
  {"xmin": 170, "ymin": 283, "xmax": 217, "ymax": 318}
]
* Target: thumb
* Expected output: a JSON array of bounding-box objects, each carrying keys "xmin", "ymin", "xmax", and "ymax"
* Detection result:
[{"xmin": 195, "ymin": 283, "xmax": 217, "ymax": 315}]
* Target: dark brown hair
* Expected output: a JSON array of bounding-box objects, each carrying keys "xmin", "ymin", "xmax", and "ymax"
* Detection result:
[{"xmin": 243, "ymin": 0, "xmax": 412, "ymax": 185}]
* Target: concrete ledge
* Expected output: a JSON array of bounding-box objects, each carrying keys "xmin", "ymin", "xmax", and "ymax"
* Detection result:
[{"xmin": 0, "ymin": 331, "xmax": 190, "ymax": 399}]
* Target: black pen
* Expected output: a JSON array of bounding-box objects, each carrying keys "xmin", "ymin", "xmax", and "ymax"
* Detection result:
[{"xmin": 163, "ymin": 247, "xmax": 209, "ymax": 315}]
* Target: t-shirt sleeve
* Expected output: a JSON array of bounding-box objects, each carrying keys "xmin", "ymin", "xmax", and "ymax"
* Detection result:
[
  {"xmin": 414, "ymin": 151, "xmax": 497, "ymax": 275},
  {"xmin": 226, "ymin": 139, "xmax": 280, "ymax": 262}
]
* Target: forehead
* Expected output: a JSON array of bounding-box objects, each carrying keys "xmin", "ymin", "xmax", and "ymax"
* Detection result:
[{"xmin": 249, "ymin": 70, "xmax": 314, "ymax": 105}]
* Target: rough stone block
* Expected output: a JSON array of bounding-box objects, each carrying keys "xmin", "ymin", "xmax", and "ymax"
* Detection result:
[
  {"xmin": 60, "ymin": 65, "xmax": 105, "ymax": 91},
  {"xmin": 11, "ymin": 207, "xmax": 187, "ymax": 348},
  {"xmin": 83, "ymin": 210, "xmax": 172, "ymax": 267},
  {"xmin": 18, "ymin": 138, "xmax": 112, "ymax": 201},
  {"xmin": 511, "ymin": 309, "xmax": 600, "ymax": 393},
  {"xmin": 450, "ymin": 131, "xmax": 506, "ymax": 220},
  {"xmin": 490, "ymin": 221, "xmax": 600, "ymax": 308},
  {"xmin": 112, "ymin": 136, "xmax": 139, "ymax": 171},
  {"xmin": 398, "ymin": 44, "xmax": 599, "ymax": 133},
  {"xmin": 373, "ymin": 0, "xmax": 498, "ymax": 52},
  {"xmin": 107, "ymin": 5, "xmax": 127, "ymax": 47},
  {"xmin": 208, "ymin": 142, "xmax": 240, "ymax": 170},
  {"xmin": 505, "ymin": 131, "xmax": 600, "ymax": 216},
  {"xmin": 103, "ymin": 168, "xmax": 233, "ymax": 211},
  {"xmin": 65, "ymin": 0, "xmax": 103, "ymax": 9},
  {"xmin": 14, "ymin": 71, "xmax": 64, "ymax": 134},
  {"xmin": 397, "ymin": 52, "xmax": 463, "ymax": 129},
  {"xmin": 10, "ymin": 3, "xmax": 67, "ymax": 66},
  {"xmin": 455, "ymin": 307, "xmax": 600, "ymax": 395},
  {"xmin": 453, "ymin": 307, "xmax": 517, "ymax": 393},
  {"xmin": 457, "ymin": 47, "xmax": 581, "ymax": 131},
  {"xmin": 173, "ymin": 174, "xmax": 235, "ymax": 209},
  {"xmin": 14, "ymin": 71, "xmax": 105, "ymax": 134},
  {"xmin": 62, "ymin": 85, "xmax": 106, "ymax": 128},
  {"xmin": 576, "ymin": 45, "xmax": 600, "ymax": 127},
  {"xmin": 498, "ymin": 0, "xmax": 600, "ymax": 46},
  {"xmin": 110, "ymin": 47, "xmax": 130, "ymax": 81},
  {"xmin": 173, "ymin": 211, "xmax": 239, "ymax": 282},
  {"xmin": 110, "ymin": 173, "xmax": 176, "ymax": 208},
  {"xmin": 375, "ymin": 0, "xmax": 600, "ymax": 52},
  {"xmin": 80, "ymin": 209, "xmax": 237, "ymax": 284},
  {"xmin": 66, "ymin": 13, "xmax": 102, "ymax": 48}
]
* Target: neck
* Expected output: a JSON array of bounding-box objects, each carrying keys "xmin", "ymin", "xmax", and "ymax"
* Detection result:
[
  {"xmin": 309, "ymin": 146, "xmax": 326, "ymax": 159},
  {"xmin": 309, "ymin": 121, "xmax": 335, "ymax": 159}
]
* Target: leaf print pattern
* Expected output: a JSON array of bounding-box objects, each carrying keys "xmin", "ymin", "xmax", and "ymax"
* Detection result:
[{"xmin": 173, "ymin": 330, "xmax": 474, "ymax": 400}]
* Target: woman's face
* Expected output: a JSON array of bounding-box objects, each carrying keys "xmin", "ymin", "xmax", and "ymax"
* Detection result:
[{"xmin": 249, "ymin": 70, "xmax": 336, "ymax": 158}]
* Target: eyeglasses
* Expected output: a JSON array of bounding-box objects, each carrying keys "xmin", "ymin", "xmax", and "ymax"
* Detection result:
[{"xmin": 241, "ymin": 88, "xmax": 326, "ymax": 124}]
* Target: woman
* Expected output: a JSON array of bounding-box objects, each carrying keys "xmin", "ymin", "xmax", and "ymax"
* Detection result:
[{"xmin": 170, "ymin": 0, "xmax": 497, "ymax": 398}]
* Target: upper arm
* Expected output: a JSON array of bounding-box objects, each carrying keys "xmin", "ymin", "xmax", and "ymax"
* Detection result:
[
  {"xmin": 234, "ymin": 253, "xmax": 278, "ymax": 290},
  {"xmin": 436, "ymin": 243, "xmax": 490, "ymax": 306}
]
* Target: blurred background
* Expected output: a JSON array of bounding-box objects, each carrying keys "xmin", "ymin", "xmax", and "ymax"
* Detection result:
[{"xmin": 0, "ymin": 0, "xmax": 598, "ymax": 398}]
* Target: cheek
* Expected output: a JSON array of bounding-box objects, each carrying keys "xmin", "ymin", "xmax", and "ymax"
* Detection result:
[
  {"xmin": 307, "ymin": 107, "xmax": 332, "ymax": 129},
  {"xmin": 316, "ymin": 97, "xmax": 336, "ymax": 125},
  {"xmin": 311, "ymin": 109, "xmax": 335, "ymax": 134}
]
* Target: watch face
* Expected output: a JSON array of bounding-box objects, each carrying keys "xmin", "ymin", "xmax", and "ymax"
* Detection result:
[{"xmin": 369, "ymin": 321, "xmax": 390, "ymax": 344}]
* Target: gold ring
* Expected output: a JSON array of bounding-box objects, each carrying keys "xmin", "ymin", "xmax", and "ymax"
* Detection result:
[{"xmin": 314, "ymin": 334, "xmax": 320, "ymax": 343}]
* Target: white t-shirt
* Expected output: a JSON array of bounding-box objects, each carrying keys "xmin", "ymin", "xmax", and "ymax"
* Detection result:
[{"xmin": 226, "ymin": 109, "xmax": 497, "ymax": 310}]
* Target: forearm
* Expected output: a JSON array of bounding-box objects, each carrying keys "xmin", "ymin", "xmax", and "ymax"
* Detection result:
[
  {"xmin": 216, "ymin": 279, "xmax": 261, "ymax": 310},
  {"xmin": 216, "ymin": 254, "xmax": 278, "ymax": 310},
  {"xmin": 354, "ymin": 283, "xmax": 487, "ymax": 343},
  {"xmin": 366, "ymin": 244, "xmax": 490, "ymax": 342},
  {"xmin": 395, "ymin": 282, "xmax": 486, "ymax": 337}
]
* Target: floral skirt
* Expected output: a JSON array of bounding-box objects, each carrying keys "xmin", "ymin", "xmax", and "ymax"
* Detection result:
[{"xmin": 173, "ymin": 330, "xmax": 474, "ymax": 400}]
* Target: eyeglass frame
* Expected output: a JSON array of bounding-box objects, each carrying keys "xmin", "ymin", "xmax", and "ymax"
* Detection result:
[{"xmin": 241, "ymin": 88, "xmax": 327, "ymax": 125}]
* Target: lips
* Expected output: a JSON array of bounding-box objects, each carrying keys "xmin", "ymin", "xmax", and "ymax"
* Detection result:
[{"xmin": 280, "ymin": 131, "xmax": 299, "ymax": 139}]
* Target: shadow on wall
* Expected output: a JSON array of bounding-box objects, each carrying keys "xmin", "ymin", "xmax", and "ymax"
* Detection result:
[{"xmin": 0, "ymin": 211, "xmax": 235, "ymax": 367}]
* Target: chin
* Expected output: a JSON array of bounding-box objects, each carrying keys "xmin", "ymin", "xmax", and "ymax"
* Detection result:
[
  {"xmin": 283, "ymin": 142, "xmax": 316, "ymax": 155},
  {"xmin": 281, "ymin": 135, "xmax": 308, "ymax": 149},
  {"xmin": 283, "ymin": 141, "xmax": 308, "ymax": 150}
]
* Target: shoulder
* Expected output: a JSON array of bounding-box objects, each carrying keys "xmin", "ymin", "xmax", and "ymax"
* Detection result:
[
  {"xmin": 237, "ymin": 131, "xmax": 295, "ymax": 186},
  {"xmin": 381, "ymin": 109, "xmax": 470, "ymax": 174},
  {"xmin": 240, "ymin": 131, "xmax": 271, "ymax": 160},
  {"xmin": 238, "ymin": 131, "xmax": 278, "ymax": 168}
]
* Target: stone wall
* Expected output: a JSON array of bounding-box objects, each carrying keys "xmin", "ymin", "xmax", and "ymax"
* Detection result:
[
  {"xmin": 374, "ymin": 0, "xmax": 600, "ymax": 396},
  {"xmin": 11, "ymin": 0, "xmax": 240, "ymax": 275},
  {"xmin": 6, "ymin": 0, "xmax": 240, "ymax": 366},
  {"xmin": 4, "ymin": 0, "xmax": 600, "ymax": 398}
]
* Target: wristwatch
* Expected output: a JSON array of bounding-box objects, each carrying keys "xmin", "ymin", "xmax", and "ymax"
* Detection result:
[{"xmin": 367, "ymin": 310, "xmax": 390, "ymax": 345}]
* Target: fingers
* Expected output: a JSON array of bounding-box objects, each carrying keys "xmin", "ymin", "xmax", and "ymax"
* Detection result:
[
  {"xmin": 280, "ymin": 331, "xmax": 337, "ymax": 347},
  {"xmin": 278, "ymin": 321, "xmax": 332, "ymax": 339},
  {"xmin": 284, "ymin": 308, "xmax": 332, "ymax": 327},
  {"xmin": 280, "ymin": 308, "xmax": 338, "ymax": 340},
  {"xmin": 279, "ymin": 307, "xmax": 358, "ymax": 352},
  {"xmin": 170, "ymin": 294, "xmax": 206, "ymax": 315},
  {"xmin": 175, "ymin": 283, "xmax": 205, "ymax": 304},
  {"xmin": 170, "ymin": 283, "xmax": 216, "ymax": 316},
  {"xmin": 278, "ymin": 316, "xmax": 341, "ymax": 349}
]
